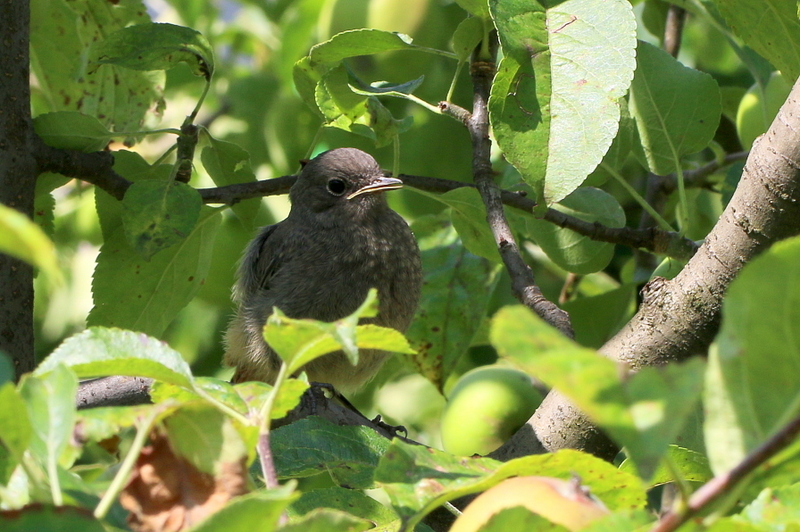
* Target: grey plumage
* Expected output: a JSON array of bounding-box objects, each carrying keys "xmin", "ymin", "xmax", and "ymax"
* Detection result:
[{"xmin": 224, "ymin": 148, "xmax": 422, "ymax": 393}]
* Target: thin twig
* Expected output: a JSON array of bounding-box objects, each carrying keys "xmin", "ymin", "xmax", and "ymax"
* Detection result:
[
  {"xmin": 653, "ymin": 413, "xmax": 800, "ymax": 532},
  {"xmin": 664, "ymin": 5, "xmax": 687, "ymax": 58},
  {"xmin": 32, "ymin": 138, "xmax": 700, "ymax": 260},
  {"xmin": 460, "ymin": 53, "xmax": 573, "ymax": 337}
]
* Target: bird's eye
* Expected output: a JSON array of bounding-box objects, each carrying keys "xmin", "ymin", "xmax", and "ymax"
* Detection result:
[{"xmin": 327, "ymin": 178, "xmax": 346, "ymax": 196}]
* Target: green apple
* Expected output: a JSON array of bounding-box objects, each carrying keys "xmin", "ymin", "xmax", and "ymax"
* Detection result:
[
  {"xmin": 440, "ymin": 366, "xmax": 543, "ymax": 456},
  {"xmin": 736, "ymin": 71, "xmax": 792, "ymax": 149}
]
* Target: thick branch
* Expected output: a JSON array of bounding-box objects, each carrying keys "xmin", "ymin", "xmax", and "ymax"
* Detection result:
[
  {"xmin": 496, "ymin": 77, "xmax": 800, "ymax": 461},
  {"xmin": 0, "ymin": 0, "xmax": 37, "ymax": 378}
]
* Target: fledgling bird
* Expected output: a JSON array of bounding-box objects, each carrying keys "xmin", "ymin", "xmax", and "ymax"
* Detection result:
[{"xmin": 224, "ymin": 148, "xmax": 422, "ymax": 393}]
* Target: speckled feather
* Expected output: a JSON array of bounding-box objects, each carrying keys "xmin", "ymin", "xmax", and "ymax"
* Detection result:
[{"xmin": 224, "ymin": 148, "xmax": 422, "ymax": 393}]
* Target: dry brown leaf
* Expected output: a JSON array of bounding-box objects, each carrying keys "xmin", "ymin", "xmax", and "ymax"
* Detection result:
[{"xmin": 120, "ymin": 430, "xmax": 249, "ymax": 532}]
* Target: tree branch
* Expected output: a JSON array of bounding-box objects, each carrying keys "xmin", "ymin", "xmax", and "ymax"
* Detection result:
[
  {"xmin": 33, "ymin": 140, "xmax": 700, "ymax": 260},
  {"xmin": 495, "ymin": 76, "xmax": 800, "ymax": 462},
  {"xmin": 460, "ymin": 54, "xmax": 574, "ymax": 337},
  {"xmin": 664, "ymin": 5, "xmax": 687, "ymax": 58},
  {"xmin": 653, "ymin": 412, "xmax": 800, "ymax": 532}
]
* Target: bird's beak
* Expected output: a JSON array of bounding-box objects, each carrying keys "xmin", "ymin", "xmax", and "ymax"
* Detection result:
[{"xmin": 347, "ymin": 176, "xmax": 404, "ymax": 199}]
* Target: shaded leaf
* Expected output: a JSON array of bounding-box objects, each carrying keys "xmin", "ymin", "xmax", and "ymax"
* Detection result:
[
  {"xmin": 33, "ymin": 112, "xmax": 112, "ymax": 152},
  {"xmin": 92, "ymin": 22, "xmax": 214, "ymax": 78},
  {"xmin": 200, "ymin": 136, "xmax": 261, "ymax": 228},
  {"xmin": 518, "ymin": 187, "xmax": 625, "ymax": 274},
  {"xmin": 121, "ymin": 180, "xmax": 202, "ymax": 260},
  {"xmin": 163, "ymin": 404, "xmax": 249, "ymax": 476},
  {"xmin": 272, "ymin": 416, "xmax": 390, "ymax": 489},
  {"xmin": 88, "ymin": 207, "xmax": 221, "ymax": 338},
  {"xmin": 714, "ymin": 0, "xmax": 800, "ymax": 82},
  {"xmin": 629, "ymin": 41, "xmax": 721, "ymax": 175},
  {"xmin": 0, "ymin": 505, "xmax": 105, "ymax": 532},
  {"xmin": 404, "ymin": 216, "xmax": 501, "ymax": 390}
]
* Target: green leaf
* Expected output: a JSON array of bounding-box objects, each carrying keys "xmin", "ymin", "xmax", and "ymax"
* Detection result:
[
  {"xmin": 20, "ymin": 365, "xmax": 78, "ymax": 470},
  {"xmin": 293, "ymin": 56, "xmax": 323, "ymax": 116},
  {"xmin": 741, "ymin": 484, "xmax": 800, "ymax": 527},
  {"xmin": 281, "ymin": 508, "xmax": 373, "ymax": 532},
  {"xmin": 308, "ymin": 29, "xmax": 415, "ymax": 67},
  {"xmin": 413, "ymin": 187, "xmax": 499, "ymax": 262},
  {"xmin": 96, "ymin": 151, "xmax": 173, "ymax": 240},
  {"xmin": 33, "ymin": 112, "xmax": 112, "ymax": 152},
  {"xmin": 452, "ymin": 16, "xmax": 485, "ymax": 61},
  {"xmin": 375, "ymin": 441, "xmax": 645, "ymax": 529},
  {"xmin": 0, "ymin": 383, "xmax": 33, "ymax": 465},
  {"xmin": 0, "ymin": 203, "xmax": 61, "ymax": 283},
  {"xmin": 36, "ymin": 327, "xmax": 194, "ymax": 389},
  {"xmin": 163, "ymin": 403, "xmax": 248, "ymax": 475},
  {"xmin": 488, "ymin": 0, "xmax": 637, "ymax": 206},
  {"xmin": 491, "ymin": 306, "xmax": 705, "ymax": 479},
  {"xmin": 477, "ymin": 507, "xmax": 568, "ymax": 532},
  {"xmin": 349, "ymin": 76, "xmax": 425, "ymax": 97},
  {"xmin": 121, "ymin": 180, "xmax": 202, "ymax": 260},
  {"xmin": 705, "ymin": 235, "xmax": 800, "ymax": 474},
  {"xmin": 561, "ymin": 286, "xmax": 635, "ymax": 349},
  {"xmin": 189, "ymin": 488, "xmax": 298, "ymax": 532},
  {"xmin": 264, "ymin": 289, "xmax": 414, "ymax": 374},
  {"xmin": 629, "ymin": 40, "xmax": 721, "ymax": 175},
  {"xmin": 152, "ymin": 377, "xmax": 247, "ymax": 411},
  {"xmin": 518, "ymin": 187, "xmax": 626, "ymax": 274},
  {"xmin": 713, "ymin": 0, "xmax": 800, "ymax": 82},
  {"xmin": 76, "ymin": 404, "xmax": 162, "ymax": 443},
  {"xmin": 30, "ymin": 0, "xmax": 165, "ymax": 135},
  {"xmin": 200, "ymin": 136, "xmax": 261, "ymax": 228},
  {"xmin": 404, "ymin": 217, "xmax": 501, "ymax": 390},
  {"xmin": 454, "ymin": 0, "xmax": 490, "ymax": 18},
  {"xmin": 0, "ymin": 505, "xmax": 106, "ymax": 532},
  {"xmin": 88, "ymin": 206, "xmax": 221, "ymax": 338},
  {"xmin": 288, "ymin": 487, "xmax": 399, "ymax": 529},
  {"xmin": 92, "ymin": 22, "xmax": 214, "ymax": 78},
  {"xmin": 621, "ymin": 445, "xmax": 713, "ymax": 488},
  {"xmin": 581, "ymin": 511, "xmax": 655, "ymax": 532},
  {"xmin": 272, "ymin": 416, "xmax": 391, "ymax": 489}
]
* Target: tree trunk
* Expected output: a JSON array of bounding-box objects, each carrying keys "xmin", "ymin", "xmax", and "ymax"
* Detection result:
[{"xmin": 0, "ymin": 0, "xmax": 37, "ymax": 379}]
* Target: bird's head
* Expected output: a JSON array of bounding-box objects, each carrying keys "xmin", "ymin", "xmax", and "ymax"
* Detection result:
[{"xmin": 288, "ymin": 148, "xmax": 403, "ymax": 223}]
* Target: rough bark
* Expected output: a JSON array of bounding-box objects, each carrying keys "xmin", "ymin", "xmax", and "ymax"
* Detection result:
[
  {"xmin": 494, "ymin": 77, "xmax": 800, "ymax": 461},
  {"xmin": 0, "ymin": 0, "xmax": 37, "ymax": 378}
]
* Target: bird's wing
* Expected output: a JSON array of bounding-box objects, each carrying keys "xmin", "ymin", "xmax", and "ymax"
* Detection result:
[{"xmin": 238, "ymin": 224, "xmax": 283, "ymax": 295}]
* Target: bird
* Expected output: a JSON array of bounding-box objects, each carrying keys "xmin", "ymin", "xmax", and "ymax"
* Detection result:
[{"xmin": 224, "ymin": 148, "xmax": 422, "ymax": 394}]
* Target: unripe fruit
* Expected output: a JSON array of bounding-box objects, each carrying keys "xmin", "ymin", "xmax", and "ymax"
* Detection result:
[
  {"xmin": 440, "ymin": 366, "xmax": 542, "ymax": 456},
  {"xmin": 736, "ymin": 71, "xmax": 792, "ymax": 149},
  {"xmin": 449, "ymin": 476, "xmax": 609, "ymax": 532}
]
